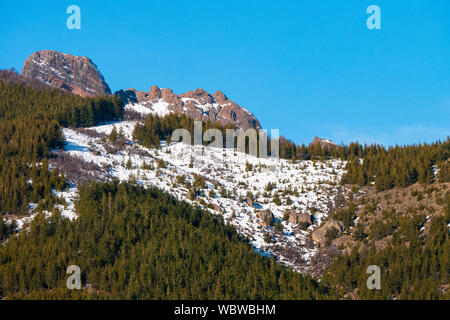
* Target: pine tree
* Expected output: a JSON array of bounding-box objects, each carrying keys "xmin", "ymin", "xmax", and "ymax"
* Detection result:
[{"xmin": 109, "ymin": 126, "xmax": 118, "ymax": 143}]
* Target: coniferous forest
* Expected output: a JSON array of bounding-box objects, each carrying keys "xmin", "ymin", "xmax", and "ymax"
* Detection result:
[
  {"xmin": 0, "ymin": 182, "xmax": 329, "ymax": 299},
  {"xmin": 0, "ymin": 71, "xmax": 123, "ymax": 216}
]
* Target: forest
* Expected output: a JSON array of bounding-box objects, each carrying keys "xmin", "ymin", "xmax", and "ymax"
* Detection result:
[
  {"xmin": 0, "ymin": 181, "xmax": 330, "ymax": 299},
  {"xmin": 132, "ymin": 112, "xmax": 349, "ymax": 158},
  {"xmin": 342, "ymin": 141, "xmax": 450, "ymax": 191},
  {"xmin": 133, "ymin": 113, "xmax": 237, "ymax": 149},
  {"xmin": 0, "ymin": 71, "xmax": 123, "ymax": 216},
  {"xmin": 0, "ymin": 73, "xmax": 328, "ymax": 299},
  {"xmin": 0, "ymin": 70, "xmax": 123, "ymax": 127}
]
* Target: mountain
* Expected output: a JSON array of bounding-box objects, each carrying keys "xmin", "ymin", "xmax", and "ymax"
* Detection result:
[
  {"xmin": 21, "ymin": 50, "xmax": 261, "ymax": 130},
  {"xmin": 3, "ymin": 51, "xmax": 448, "ymax": 300},
  {"xmin": 22, "ymin": 50, "xmax": 111, "ymax": 97},
  {"xmin": 117, "ymin": 86, "xmax": 261, "ymax": 130}
]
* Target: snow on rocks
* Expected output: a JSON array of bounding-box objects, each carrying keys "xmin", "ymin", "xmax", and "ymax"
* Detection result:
[{"xmin": 125, "ymin": 100, "xmax": 172, "ymax": 117}]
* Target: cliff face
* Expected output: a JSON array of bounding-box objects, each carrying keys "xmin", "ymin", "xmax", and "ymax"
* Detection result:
[
  {"xmin": 22, "ymin": 50, "xmax": 111, "ymax": 97},
  {"xmin": 117, "ymin": 86, "xmax": 261, "ymax": 130}
]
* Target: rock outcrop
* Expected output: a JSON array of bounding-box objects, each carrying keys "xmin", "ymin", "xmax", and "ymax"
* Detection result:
[
  {"xmin": 311, "ymin": 221, "xmax": 344, "ymax": 244},
  {"xmin": 22, "ymin": 50, "xmax": 111, "ymax": 97},
  {"xmin": 246, "ymin": 197, "xmax": 255, "ymax": 208},
  {"xmin": 119, "ymin": 86, "xmax": 261, "ymax": 130},
  {"xmin": 288, "ymin": 211, "xmax": 312, "ymax": 226},
  {"xmin": 257, "ymin": 209, "xmax": 274, "ymax": 227}
]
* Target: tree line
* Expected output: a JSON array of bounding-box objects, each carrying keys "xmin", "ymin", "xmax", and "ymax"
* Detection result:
[
  {"xmin": 0, "ymin": 71, "xmax": 123, "ymax": 128},
  {"xmin": 133, "ymin": 112, "xmax": 450, "ymax": 193},
  {"xmin": 341, "ymin": 141, "xmax": 450, "ymax": 191}
]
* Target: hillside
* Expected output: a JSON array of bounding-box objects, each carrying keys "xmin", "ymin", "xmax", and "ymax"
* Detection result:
[{"xmin": 0, "ymin": 67, "xmax": 449, "ymax": 300}]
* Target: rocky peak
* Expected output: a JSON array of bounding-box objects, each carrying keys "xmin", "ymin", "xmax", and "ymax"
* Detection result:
[
  {"xmin": 119, "ymin": 86, "xmax": 261, "ymax": 130},
  {"xmin": 212, "ymin": 90, "xmax": 228, "ymax": 103},
  {"xmin": 180, "ymin": 88, "xmax": 214, "ymax": 104},
  {"xmin": 22, "ymin": 50, "xmax": 111, "ymax": 97},
  {"xmin": 20, "ymin": 50, "xmax": 261, "ymax": 130},
  {"xmin": 311, "ymin": 137, "xmax": 337, "ymax": 149},
  {"xmin": 148, "ymin": 85, "xmax": 162, "ymax": 100}
]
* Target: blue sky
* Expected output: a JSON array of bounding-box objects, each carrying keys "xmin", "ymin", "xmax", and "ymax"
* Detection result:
[{"xmin": 1, "ymin": 0, "xmax": 449, "ymax": 146}]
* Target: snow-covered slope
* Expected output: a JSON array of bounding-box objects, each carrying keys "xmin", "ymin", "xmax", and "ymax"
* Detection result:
[
  {"xmin": 48, "ymin": 119, "xmax": 347, "ymax": 273},
  {"xmin": 125, "ymin": 100, "xmax": 172, "ymax": 117}
]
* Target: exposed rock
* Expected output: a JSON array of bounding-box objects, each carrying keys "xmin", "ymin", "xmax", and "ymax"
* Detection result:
[
  {"xmin": 289, "ymin": 211, "xmax": 312, "ymax": 226},
  {"xmin": 180, "ymin": 88, "xmax": 214, "ymax": 104},
  {"xmin": 212, "ymin": 204, "xmax": 222, "ymax": 213},
  {"xmin": 246, "ymin": 197, "xmax": 254, "ymax": 207},
  {"xmin": 212, "ymin": 90, "xmax": 228, "ymax": 103},
  {"xmin": 311, "ymin": 220, "xmax": 344, "ymax": 244},
  {"xmin": 148, "ymin": 85, "xmax": 162, "ymax": 100},
  {"xmin": 115, "ymin": 89, "xmax": 138, "ymax": 104},
  {"xmin": 22, "ymin": 50, "xmax": 111, "ymax": 97},
  {"xmin": 257, "ymin": 209, "xmax": 274, "ymax": 227},
  {"xmin": 21, "ymin": 50, "xmax": 260, "ymax": 129},
  {"xmin": 118, "ymin": 85, "xmax": 261, "ymax": 130},
  {"xmin": 309, "ymin": 245, "xmax": 340, "ymax": 278},
  {"xmin": 310, "ymin": 137, "xmax": 337, "ymax": 149}
]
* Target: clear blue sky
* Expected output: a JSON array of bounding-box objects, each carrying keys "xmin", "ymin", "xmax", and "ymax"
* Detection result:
[{"xmin": 1, "ymin": 0, "xmax": 449, "ymax": 146}]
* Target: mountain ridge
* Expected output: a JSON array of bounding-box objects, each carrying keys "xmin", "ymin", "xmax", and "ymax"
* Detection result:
[
  {"xmin": 117, "ymin": 86, "xmax": 262, "ymax": 130},
  {"xmin": 21, "ymin": 50, "xmax": 261, "ymax": 130}
]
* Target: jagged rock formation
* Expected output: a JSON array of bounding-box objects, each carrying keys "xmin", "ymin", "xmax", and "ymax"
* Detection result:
[
  {"xmin": 118, "ymin": 86, "xmax": 261, "ymax": 130},
  {"xmin": 20, "ymin": 50, "xmax": 260, "ymax": 129},
  {"xmin": 22, "ymin": 50, "xmax": 111, "ymax": 97}
]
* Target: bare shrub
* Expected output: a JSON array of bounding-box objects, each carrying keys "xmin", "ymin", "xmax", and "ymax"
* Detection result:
[
  {"xmin": 124, "ymin": 109, "xmax": 146, "ymax": 121},
  {"xmin": 50, "ymin": 152, "xmax": 106, "ymax": 184}
]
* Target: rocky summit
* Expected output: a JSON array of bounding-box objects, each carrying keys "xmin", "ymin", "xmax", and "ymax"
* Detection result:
[
  {"xmin": 117, "ymin": 86, "xmax": 262, "ymax": 130},
  {"xmin": 21, "ymin": 50, "xmax": 261, "ymax": 130},
  {"xmin": 22, "ymin": 50, "xmax": 111, "ymax": 97}
]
